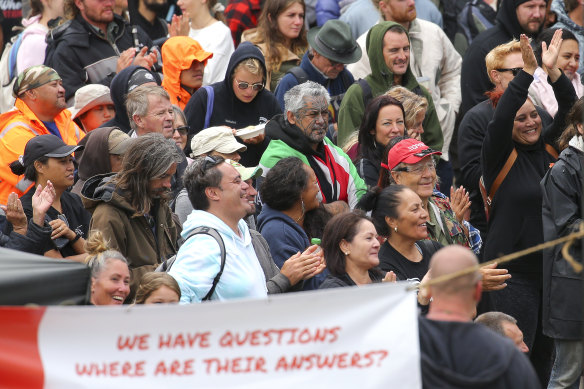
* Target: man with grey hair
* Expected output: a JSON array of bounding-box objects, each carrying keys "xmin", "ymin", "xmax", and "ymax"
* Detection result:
[
  {"xmin": 475, "ymin": 312, "xmax": 530, "ymax": 353},
  {"xmin": 82, "ymin": 133, "xmax": 183, "ymax": 297},
  {"xmin": 126, "ymin": 84, "xmax": 187, "ymax": 201},
  {"xmin": 418, "ymin": 245, "xmax": 539, "ymax": 388},
  {"xmin": 126, "ymin": 84, "xmax": 174, "ymax": 139},
  {"xmin": 259, "ymin": 81, "xmax": 366, "ymax": 209}
]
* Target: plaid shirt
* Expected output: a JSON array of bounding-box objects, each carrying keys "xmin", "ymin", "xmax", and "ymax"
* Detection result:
[{"xmin": 225, "ymin": 0, "xmax": 262, "ymax": 47}]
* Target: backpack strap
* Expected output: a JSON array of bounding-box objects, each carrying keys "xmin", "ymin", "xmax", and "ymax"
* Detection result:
[
  {"xmin": 545, "ymin": 143, "xmax": 559, "ymax": 159},
  {"xmin": 357, "ymin": 78, "xmax": 373, "ymax": 108},
  {"xmin": 287, "ymin": 66, "xmax": 309, "ymax": 84},
  {"xmin": 156, "ymin": 226, "xmax": 226, "ymax": 301},
  {"xmin": 202, "ymin": 86, "xmax": 214, "ymax": 129},
  {"xmin": 7, "ymin": 32, "xmax": 24, "ymax": 81}
]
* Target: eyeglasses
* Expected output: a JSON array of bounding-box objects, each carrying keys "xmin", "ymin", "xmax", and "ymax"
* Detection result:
[
  {"xmin": 173, "ymin": 125, "xmax": 189, "ymax": 136},
  {"xmin": 393, "ymin": 160, "xmax": 436, "ymax": 174},
  {"xmin": 235, "ymin": 78, "xmax": 264, "ymax": 92},
  {"xmin": 495, "ymin": 67, "xmax": 523, "ymax": 76},
  {"xmin": 327, "ymin": 57, "xmax": 343, "ymax": 67}
]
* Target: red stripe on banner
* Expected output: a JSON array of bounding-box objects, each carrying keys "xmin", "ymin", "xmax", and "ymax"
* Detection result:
[{"xmin": 0, "ymin": 307, "xmax": 46, "ymax": 389}]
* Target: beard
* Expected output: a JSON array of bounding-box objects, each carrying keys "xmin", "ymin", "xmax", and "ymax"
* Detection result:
[{"xmin": 144, "ymin": 0, "xmax": 168, "ymax": 14}]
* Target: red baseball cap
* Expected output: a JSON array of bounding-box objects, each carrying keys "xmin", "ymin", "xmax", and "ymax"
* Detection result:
[{"xmin": 383, "ymin": 139, "xmax": 442, "ymax": 170}]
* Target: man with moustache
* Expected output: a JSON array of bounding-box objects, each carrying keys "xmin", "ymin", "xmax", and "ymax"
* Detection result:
[
  {"xmin": 44, "ymin": 0, "xmax": 157, "ymax": 103},
  {"xmin": 259, "ymin": 81, "xmax": 366, "ymax": 210},
  {"xmin": 82, "ymin": 133, "xmax": 183, "ymax": 297},
  {"xmin": 0, "ymin": 66, "xmax": 84, "ymax": 205},
  {"xmin": 337, "ymin": 21, "xmax": 443, "ymax": 156},
  {"xmin": 130, "ymin": 0, "xmax": 168, "ymax": 41}
]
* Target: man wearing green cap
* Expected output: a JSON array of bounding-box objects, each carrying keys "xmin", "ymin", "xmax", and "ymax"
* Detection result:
[
  {"xmin": 0, "ymin": 65, "xmax": 84, "ymax": 204},
  {"xmin": 274, "ymin": 20, "xmax": 361, "ymax": 140}
]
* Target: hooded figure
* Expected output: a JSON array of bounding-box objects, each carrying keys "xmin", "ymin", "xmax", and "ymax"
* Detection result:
[
  {"xmin": 337, "ymin": 21, "xmax": 443, "ymax": 153},
  {"xmin": 101, "ymin": 66, "xmax": 162, "ymax": 133},
  {"xmin": 161, "ymin": 37, "xmax": 213, "ymax": 110},
  {"xmin": 460, "ymin": 0, "xmax": 546, "ymax": 116},
  {"xmin": 183, "ymin": 42, "xmax": 282, "ymax": 167}
]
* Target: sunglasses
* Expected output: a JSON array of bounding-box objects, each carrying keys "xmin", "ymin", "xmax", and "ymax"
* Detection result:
[
  {"xmin": 201, "ymin": 155, "xmax": 220, "ymax": 174},
  {"xmin": 173, "ymin": 125, "xmax": 189, "ymax": 136},
  {"xmin": 235, "ymin": 78, "xmax": 264, "ymax": 92},
  {"xmin": 496, "ymin": 67, "xmax": 523, "ymax": 76}
]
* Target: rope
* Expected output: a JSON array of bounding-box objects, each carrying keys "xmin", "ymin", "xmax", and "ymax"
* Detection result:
[{"xmin": 408, "ymin": 223, "xmax": 584, "ymax": 291}]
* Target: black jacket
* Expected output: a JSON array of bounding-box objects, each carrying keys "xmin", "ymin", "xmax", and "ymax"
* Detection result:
[
  {"xmin": 459, "ymin": 0, "xmax": 538, "ymax": 118},
  {"xmin": 101, "ymin": 65, "xmax": 161, "ymax": 133},
  {"xmin": 183, "ymin": 41, "xmax": 282, "ymax": 166},
  {"xmin": 418, "ymin": 317, "xmax": 540, "ymax": 388},
  {"xmin": 541, "ymin": 145, "xmax": 584, "ymax": 340},
  {"xmin": 318, "ymin": 270, "xmax": 385, "ymax": 289},
  {"xmin": 0, "ymin": 217, "xmax": 52, "ymax": 256},
  {"xmin": 45, "ymin": 14, "xmax": 153, "ymax": 102},
  {"xmin": 481, "ymin": 71, "xmax": 576, "ymax": 274},
  {"xmin": 457, "ymin": 99, "xmax": 552, "ymax": 239}
]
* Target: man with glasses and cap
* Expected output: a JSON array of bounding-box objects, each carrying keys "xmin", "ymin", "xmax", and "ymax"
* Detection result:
[
  {"xmin": 0, "ymin": 65, "xmax": 84, "ymax": 205},
  {"xmin": 274, "ymin": 20, "xmax": 361, "ymax": 141}
]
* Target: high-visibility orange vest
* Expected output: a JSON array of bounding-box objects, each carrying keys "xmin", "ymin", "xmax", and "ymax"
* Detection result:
[{"xmin": 0, "ymin": 99, "xmax": 84, "ymax": 204}]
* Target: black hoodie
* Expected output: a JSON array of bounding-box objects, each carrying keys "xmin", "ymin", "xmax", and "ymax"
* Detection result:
[
  {"xmin": 459, "ymin": 0, "xmax": 546, "ymax": 117},
  {"xmin": 183, "ymin": 41, "xmax": 282, "ymax": 166},
  {"xmin": 101, "ymin": 65, "xmax": 162, "ymax": 133},
  {"xmin": 418, "ymin": 317, "xmax": 540, "ymax": 388}
]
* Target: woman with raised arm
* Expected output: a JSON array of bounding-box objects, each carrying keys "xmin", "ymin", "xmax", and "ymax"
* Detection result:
[{"xmin": 481, "ymin": 31, "xmax": 577, "ymax": 380}]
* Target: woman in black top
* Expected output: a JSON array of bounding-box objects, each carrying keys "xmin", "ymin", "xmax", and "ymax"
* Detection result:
[
  {"xmin": 358, "ymin": 185, "xmax": 441, "ymax": 283},
  {"xmin": 356, "ymin": 95, "xmax": 407, "ymax": 187},
  {"xmin": 10, "ymin": 135, "xmax": 90, "ymax": 262},
  {"xmin": 481, "ymin": 32, "xmax": 576, "ymax": 376},
  {"xmin": 319, "ymin": 211, "xmax": 395, "ymax": 289}
]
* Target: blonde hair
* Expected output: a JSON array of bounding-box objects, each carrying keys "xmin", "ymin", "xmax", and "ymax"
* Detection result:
[
  {"xmin": 485, "ymin": 40, "xmax": 521, "ymax": 84},
  {"xmin": 233, "ymin": 58, "xmax": 265, "ymax": 79},
  {"xmin": 134, "ymin": 272, "xmax": 181, "ymax": 304},
  {"xmin": 85, "ymin": 230, "xmax": 128, "ymax": 278},
  {"xmin": 386, "ymin": 86, "xmax": 428, "ymax": 129}
]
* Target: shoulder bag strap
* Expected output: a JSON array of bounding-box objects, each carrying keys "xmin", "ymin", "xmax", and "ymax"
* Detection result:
[
  {"xmin": 488, "ymin": 148, "xmax": 518, "ymax": 203},
  {"xmin": 202, "ymin": 86, "xmax": 214, "ymax": 129}
]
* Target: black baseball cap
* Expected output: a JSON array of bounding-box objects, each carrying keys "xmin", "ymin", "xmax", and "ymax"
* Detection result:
[{"xmin": 22, "ymin": 135, "xmax": 83, "ymax": 167}]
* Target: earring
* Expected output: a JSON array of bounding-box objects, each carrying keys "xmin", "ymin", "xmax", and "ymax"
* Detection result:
[
  {"xmin": 394, "ymin": 226, "xmax": 398, "ymax": 233},
  {"xmin": 344, "ymin": 251, "xmax": 350, "ymax": 256}
]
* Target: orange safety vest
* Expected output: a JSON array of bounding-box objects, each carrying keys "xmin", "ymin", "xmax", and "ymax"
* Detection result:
[{"xmin": 0, "ymin": 99, "xmax": 85, "ymax": 204}]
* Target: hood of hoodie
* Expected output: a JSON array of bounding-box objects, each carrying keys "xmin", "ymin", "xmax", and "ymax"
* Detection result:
[
  {"xmin": 496, "ymin": 0, "xmax": 543, "ymax": 38},
  {"xmin": 365, "ymin": 21, "xmax": 420, "ymax": 92},
  {"xmin": 418, "ymin": 318, "xmax": 519, "ymax": 387},
  {"xmin": 80, "ymin": 173, "xmax": 136, "ymax": 215},
  {"xmin": 551, "ymin": 0, "xmax": 582, "ymax": 30},
  {"xmin": 161, "ymin": 36, "xmax": 213, "ymax": 109},
  {"xmin": 256, "ymin": 204, "xmax": 308, "ymax": 238},
  {"xmin": 221, "ymin": 41, "xmax": 268, "ymax": 101},
  {"xmin": 104, "ymin": 65, "xmax": 161, "ymax": 132},
  {"xmin": 265, "ymin": 113, "xmax": 322, "ymax": 156},
  {"xmin": 77, "ymin": 127, "xmax": 116, "ymax": 181},
  {"xmin": 182, "ymin": 209, "xmax": 252, "ymax": 246}
]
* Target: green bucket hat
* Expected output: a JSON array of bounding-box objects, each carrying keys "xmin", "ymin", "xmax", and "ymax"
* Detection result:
[{"xmin": 307, "ymin": 20, "xmax": 362, "ymax": 65}]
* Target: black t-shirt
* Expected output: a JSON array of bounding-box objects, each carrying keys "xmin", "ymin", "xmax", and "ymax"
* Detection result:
[
  {"xmin": 1, "ymin": 0, "xmax": 22, "ymax": 45},
  {"xmin": 20, "ymin": 189, "xmax": 91, "ymax": 257},
  {"xmin": 378, "ymin": 240, "xmax": 443, "ymax": 282}
]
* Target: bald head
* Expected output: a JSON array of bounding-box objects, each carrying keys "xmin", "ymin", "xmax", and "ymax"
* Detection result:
[{"xmin": 429, "ymin": 246, "xmax": 481, "ymax": 296}]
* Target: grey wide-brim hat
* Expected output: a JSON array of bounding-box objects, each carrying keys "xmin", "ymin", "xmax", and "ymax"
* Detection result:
[{"xmin": 307, "ymin": 20, "xmax": 362, "ymax": 64}]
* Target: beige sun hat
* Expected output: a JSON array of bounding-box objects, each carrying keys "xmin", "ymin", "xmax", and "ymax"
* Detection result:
[{"xmin": 68, "ymin": 84, "xmax": 114, "ymax": 119}]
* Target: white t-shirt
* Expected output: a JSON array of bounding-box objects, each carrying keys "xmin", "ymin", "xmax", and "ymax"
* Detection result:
[{"xmin": 189, "ymin": 21, "xmax": 235, "ymax": 85}]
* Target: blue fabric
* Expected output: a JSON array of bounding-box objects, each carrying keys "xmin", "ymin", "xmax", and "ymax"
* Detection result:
[
  {"xmin": 315, "ymin": 0, "xmax": 341, "ymax": 26},
  {"xmin": 42, "ymin": 121, "xmax": 62, "ymax": 139},
  {"xmin": 257, "ymin": 204, "xmax": 328, "ymax": 290},
  {"xmin": 339, "ymin": 0, "xmax": 379, "ymax": 43},
  {"xmin": 415, "ymin": 0, "xmax": 443, "ymax": 28}
]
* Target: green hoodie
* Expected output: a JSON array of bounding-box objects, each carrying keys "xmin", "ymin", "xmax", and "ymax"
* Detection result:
[{"xmin": 337, "ymin": 21, "xmax": 444, "ymax": 153}]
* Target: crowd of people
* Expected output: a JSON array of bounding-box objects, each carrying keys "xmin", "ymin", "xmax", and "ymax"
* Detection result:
[{"xmin": 0, "ymin": 0, "xmax": 583, "ymax": 385}]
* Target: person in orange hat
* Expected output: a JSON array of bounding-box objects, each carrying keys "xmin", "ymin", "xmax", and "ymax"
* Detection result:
[{"xmin": 161, "ymin": 36, "xmax": 213, "ymax": 110}]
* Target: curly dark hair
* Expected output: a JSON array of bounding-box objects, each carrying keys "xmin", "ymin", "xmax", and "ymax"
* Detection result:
[{"xmin": 260, "ymin": 157, "xmax": 308, "ymax": 211}]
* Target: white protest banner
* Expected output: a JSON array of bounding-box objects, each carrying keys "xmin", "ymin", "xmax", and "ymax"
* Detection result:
[{"xmin": 0, "ymin": 282, "xmax": 421, "ymax": 389}]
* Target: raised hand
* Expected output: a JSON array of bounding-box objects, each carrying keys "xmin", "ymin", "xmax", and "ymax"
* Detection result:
[
  {"xmin": 169, "ymin": 14, "xmax": 190, "ymax": 37},
  {"xmin": 31, "ymin": 181, "xmax": 55, "ymax": 226},
  {"xmin": 382, "ymin": 271, "xmax": 397, "ymax": 283},
  {"xmin": 520, "ymin": 34, "xmax": 537, "ymax": 75},
  {"xmin": 133, "ymin": 46, "xmax": 158, "ymax": 70},
  {"xmin": 542, "ymin": 29, "xmax": 563, "ymax": 82},
  {"xmin": 1, "ymin": 192, "xmax": 27, "ymax": 234},
  {"xmin": 450, "ymin": 186, "xmax": 471, "ymax": 224}
]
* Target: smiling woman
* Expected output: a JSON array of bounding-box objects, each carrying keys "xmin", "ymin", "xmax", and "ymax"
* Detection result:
[{"xmin": 9, "ymin": 134, "xmax": 90, "ymax": 262}]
